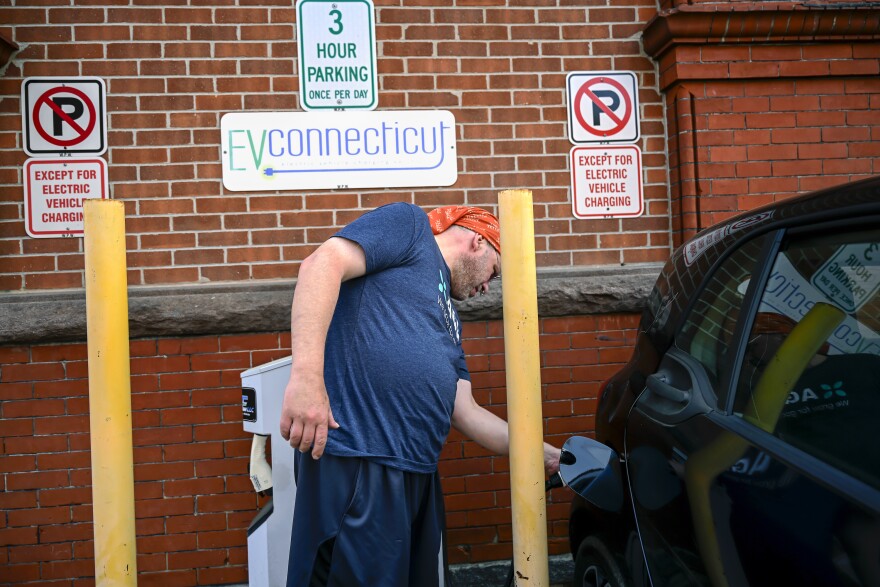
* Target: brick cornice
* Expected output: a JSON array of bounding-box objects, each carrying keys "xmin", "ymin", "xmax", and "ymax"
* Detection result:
[{"xmin": 643, "ymin": 4, "xmax": 880, "ymax": 60}]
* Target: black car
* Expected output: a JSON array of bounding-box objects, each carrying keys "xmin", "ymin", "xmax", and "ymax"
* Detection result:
[{"xmin": 568, "ymin": 177, "xmax": 880, "ymax": 587}]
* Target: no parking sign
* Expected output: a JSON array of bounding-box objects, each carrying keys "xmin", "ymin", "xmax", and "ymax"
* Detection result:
[
  {"xmin": 567, "ymin": 71, "xmax": 643, "ymax": 219},
  {"xmin": 567, "ymin": 71, "xmax": 639, "ymax": 144},
  {"xmin": 21, "ymin": 77, "xmax": 107, "ymax": 156}
]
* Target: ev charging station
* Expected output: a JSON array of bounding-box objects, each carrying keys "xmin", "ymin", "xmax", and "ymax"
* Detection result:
[{"xmin": 241, "ymin": 356, "xmax": 296, "ymax": 587}]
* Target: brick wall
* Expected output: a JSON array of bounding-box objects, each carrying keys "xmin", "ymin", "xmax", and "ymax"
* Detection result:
[
  {"xmin": 644, "ymin": 6, "xmax": 880, "ymax": 247},
  {"xmin": 0, "ymin": 314, "xmax": 639, "ymax": 584},
  {"xmin": 0, "ymin": 0, "xmax": 669, "ymax": 292},
  {"xmin": 3, "ymin": 0, "xmax": 880, "ymax": 585}
]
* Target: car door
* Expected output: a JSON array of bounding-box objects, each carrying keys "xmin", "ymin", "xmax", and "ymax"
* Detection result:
[{"xmin": 624, "ymin": 220, "xmax": 880, "ymax": 587}]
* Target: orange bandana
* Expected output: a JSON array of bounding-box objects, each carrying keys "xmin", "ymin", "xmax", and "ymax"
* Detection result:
[{"xmin": 427, "ymin": 206, "xmax": 501, "ymax": 253}]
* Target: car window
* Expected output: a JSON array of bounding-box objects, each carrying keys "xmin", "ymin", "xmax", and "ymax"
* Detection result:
[
  {"xmin": 733, "ymin": 228, "xmax": 880, "ymax": 489},
  {"xmin": 675, "ymin": 234, "xmax": 770, "ymax": 401}
]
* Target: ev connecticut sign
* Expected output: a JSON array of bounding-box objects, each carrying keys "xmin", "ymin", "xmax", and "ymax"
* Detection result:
[{"xmin": 220, "ymin": 110, "xmax": 458, "ymax": 191}]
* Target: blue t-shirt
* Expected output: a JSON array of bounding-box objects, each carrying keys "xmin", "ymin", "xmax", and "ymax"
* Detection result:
[{"xmin": 322, "ymin": 203, "xmax": 469, "ymax": 473}]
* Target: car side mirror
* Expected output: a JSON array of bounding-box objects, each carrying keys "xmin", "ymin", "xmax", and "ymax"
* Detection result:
[{"xmin": 558, "ymin": 436, "xmax": 623, "ymax": 512}]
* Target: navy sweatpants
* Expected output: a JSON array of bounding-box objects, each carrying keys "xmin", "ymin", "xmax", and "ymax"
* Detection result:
[{"xmin": 286, "ymin": 452, "xmax": 449, "ymax": 587}]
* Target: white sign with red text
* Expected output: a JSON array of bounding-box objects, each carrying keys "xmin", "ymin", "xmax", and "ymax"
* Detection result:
[
  {"xmin": 24, "ymin": 158, "xmax": 109, "ymax": 238},
  {"xmin": 570, "ymin": 145, "xmax": 642, "ymax": 219}
]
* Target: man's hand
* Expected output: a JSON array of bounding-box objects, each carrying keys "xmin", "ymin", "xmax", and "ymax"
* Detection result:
[
  {"xmin": 544, "ymin": 443, "xmax": 561, "ymax": 477},
  {"xmin": 279, "ymin": 370, "xmax": 340, "ymax": 459}
]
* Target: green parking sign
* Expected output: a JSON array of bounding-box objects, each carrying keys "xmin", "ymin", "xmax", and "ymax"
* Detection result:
[{"xmin": 297, "ymin": 0, "xmax": 378, "ymax": 111}]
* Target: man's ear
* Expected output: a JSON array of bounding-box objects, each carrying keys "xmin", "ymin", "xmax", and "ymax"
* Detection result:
[{"xmin": 470, "ymin": 231, "xmax": 483, "ymax": 252}]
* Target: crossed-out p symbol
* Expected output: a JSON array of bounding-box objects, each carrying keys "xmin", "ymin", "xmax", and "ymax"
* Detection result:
[
  {"xmin": 49, "ymin": 96, "xmax": 85, "ymax": 136},
  {"xmin": 22, "ymin": 77, "xmax": 107, "ymax": 156},
  {"xmin": 566, "ymin": 72, "xmax": 640, "ymax": 144},
  {"xmin": 33, "ymin": 86, "xmax": 95, "ymax": 147},
  {"xmin": 590, "ymin": 90, "xmax": 620, "ymax": 126}
]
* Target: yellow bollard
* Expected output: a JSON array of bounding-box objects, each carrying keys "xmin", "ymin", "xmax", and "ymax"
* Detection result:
[
  {"xmin": 84, "ymin": 199, "xmax": 138, "ymax": 586},
  {"xmin": 498, "ymin": 189, "xmax": 550, "ymax": 587}
]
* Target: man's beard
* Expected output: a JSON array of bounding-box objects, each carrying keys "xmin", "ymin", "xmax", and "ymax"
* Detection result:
[{"xmin": 449, "ymin": 253, "xmax": 484, "ymax": 300}]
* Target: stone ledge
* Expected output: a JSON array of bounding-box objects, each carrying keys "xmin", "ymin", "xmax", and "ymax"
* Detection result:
[{"xmin": 0, "ymin": 263, "xmax": 662, "ymax": 346}]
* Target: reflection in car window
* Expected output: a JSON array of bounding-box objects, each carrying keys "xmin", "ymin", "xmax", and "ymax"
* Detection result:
[
  {"xmin": 734, "ymin": 228, "xmax": 880, "ymax": 490},
  {"xmin": 676, "ymin": 235, "xmax": 769, "ymax": 402}
]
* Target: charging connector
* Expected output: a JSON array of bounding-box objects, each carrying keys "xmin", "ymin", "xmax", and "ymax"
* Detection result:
[{"xmin": 249, "ymin": 434, "xmax": 273, "ymax": 495}]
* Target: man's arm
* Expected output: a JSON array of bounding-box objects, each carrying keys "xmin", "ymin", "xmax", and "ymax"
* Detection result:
[
  {"xmin": 279, "ymin": 237, "xmax": 367, "ymax": 458},
  {"xmin": 450, "ymin": 378, "xmax": 561, "ymax": 476}
]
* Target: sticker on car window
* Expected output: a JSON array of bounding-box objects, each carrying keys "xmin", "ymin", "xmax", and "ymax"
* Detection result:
[
  {"xmin": 810, "ymin": 243, "xmax": 880, "ymax": 312},
  {"xmin": 760, "ymin": 253, "xmax": 880, "ymax": 355},
  {"xmin": 683, "ymin": 211, "xmax": 773, "ymax": 266}
]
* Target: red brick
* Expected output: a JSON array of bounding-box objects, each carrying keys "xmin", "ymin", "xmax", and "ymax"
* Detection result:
[
  {"xmin": 196, "ymin": 492, "xmax": 258, "ymax": 514},
  {"xmin": 136, "ymin": 496, "xmax": 195, "ymax": 519},
  {"xmin": 40, "ymin": 559, "xmax": 94, "ymax": 580},
  {"xmin": 166, "ymin": 512, "xmax": 227, "ymax": 534},
  {"xmin": 4, "ymin": 435, "xmax": 68, "ymax": 455},
  {"xmin": 33, "ymin": 522, "xmax": 92, "ymax": 545},
  {"xmin": 195, "ymin": 457, "xmax": 249, "ymax": 478},
  {"xmin": 0, "ymin": 419, "xmax": 35, "ymax": 438},
  {"xmin": 823, "ymin": 158, "xmax": 872, "ymax": 175},
  {"xmin": 29, "ymin": 345, "xmax": 87, "ymax": 363},
  {"xmin": 0, "ymin": 381, "xmax": 33, "ymax": 404},
  {"xmin": 139, "ymin": 533, "xmax": 197, "ymax": 555},
  {"xmin": 799, "ymin": 143, "xmax": 848, "ymax": 160},
  {"xmin": 163, "ymin": 441, "xmax": 224, "ymax": 462},
  {"xmin": 160, "ymin": 407, "xmax": 221, "ymax": 426},
  {"xmin": 8, "ymin": 542, "xmax": 72, "ymax": 563},
  {"xmin": 129, "ymin": 356, "xmax": 191, "ymax": 375},
  {"xmin": 465, "ymin": 505, "xmax": 512, "ymax": 528},
  {"xmin": 34, "ymin": 415, "xmax": 90, "ymax": 435},
  {"xmin": 7, "ymin": 506, "xmax": 71, "ymax": 527},
  {"xmin": 547, "ymin": 415, "xmax": 594, "ymax": 434},
  {"xmin": 2, "ymin": 489, "xmax": 39, "ymax": 510},
  {"xmin": 822, "ymin": 127, "xmax": 871, "ymax": 143},
  {"xmin": 6, "ymin": 470, "xmax": 70, "ymax": 491},
  {"xmin": 38, "ymin": 486, "xmax": 92, "ymax": 507},
  {"xmin": 132, "ymin": 390, "xmax": 190, "ymax": 410},
  {"xmin": 133, "ymin": 426, "xmax": 193, "ymax": 447},
  {"xmin": 1, "ymin": 362, "xmax": 66, "ymax": 383},
  {"xmin": 137, "ymin": 570, "xmax": 198, "ymax": 586},
  {"xmin": 189, "ymin": 422, "xmax": 242, "ymax": 442},
  {"xmin": 167, "ymin": 548, "xmax": 228, "ymax": 570},
  {"xmin": 0, "ymin": 526, "xmax": 38, "ymax": 547},
  {"xmin": 223, "ymin": 436, "xmax": 251, "ymax": 458},
  {"xmin": 198, "ymin": 566, "xmax": 249, "ymax": 585},
  {"xmin": 135, "ymin": 462, "xmax": 194, "ymax": 482}
]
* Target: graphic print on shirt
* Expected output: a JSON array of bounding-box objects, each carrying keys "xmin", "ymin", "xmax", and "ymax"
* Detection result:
[{"xmin": 438, "ymin": 269, "xmax": 460, "ymax": 344}]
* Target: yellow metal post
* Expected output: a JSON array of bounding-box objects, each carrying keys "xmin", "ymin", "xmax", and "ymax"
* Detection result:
[
  {"xmin": 499, "ymin": 189, "xmax": 550, "ymax": 587},
  {"xmin": 84, "ymin": 199, "xmax": 138, "ymax": 586}
]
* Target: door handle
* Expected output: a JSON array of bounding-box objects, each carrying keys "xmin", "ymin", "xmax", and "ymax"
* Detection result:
[{"xmin": 646, "ymin": 373, "xmax": 689, "ymax": 403}]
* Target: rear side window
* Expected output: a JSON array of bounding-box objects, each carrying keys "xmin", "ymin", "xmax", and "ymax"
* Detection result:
[
  {"xmin": 734, "ymin": 228, "xmax": 880, "ymax": 489},
  {"xmin": 675, "ymin": 234, "xmax": 769, "ymax": 402}
]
